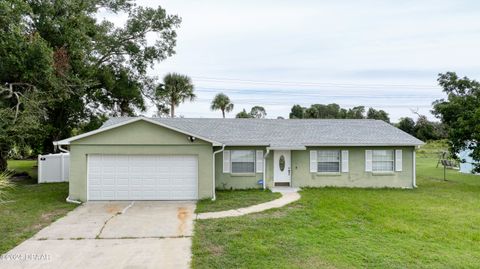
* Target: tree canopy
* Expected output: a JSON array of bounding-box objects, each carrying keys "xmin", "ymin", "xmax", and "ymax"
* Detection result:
[
  {"xmin": 433, "ymin": 72, "xmax": 480, "ymax": 172},
  {"xmin": 288, "ymin": 103, "xmax": 389, "ymax": 122},
  {"xmin": 211, "ymin": 93, "xmax": 234, "ymax": 118},
  {"xmin": 249, "ymin": 106, "xmax": 267, "ymax": 118},
  {"xmin": 235, "ymin": 106, "xmax": 267, "ymax": 119},
  {"xmin": 0, "ymin": 0, "xmax": 181, "ymax": 170},
  {"xmin": 235, "ymin": 109, "xmax": 251, "ymax": 118},
  {"xmin": 397, "ymin": 117, "xmax": 416, "ymax": 135},
  {"xmin": 154, "ymin": 73, "xmax": 195, "ymax": 118}
]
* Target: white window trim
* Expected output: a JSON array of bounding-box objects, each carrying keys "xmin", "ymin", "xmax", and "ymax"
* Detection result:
[
  {"xmin": 371, "ymin": 150, "xmax": 395, "ymax": 172},
  {"xmin": 256, "ymin": 150, "xmax": 264, "ymax": 173},
  {"xmin": 341, "ymin": 150, "xmax": 349, "ymax": 173},
  {"xmin": 316, "ymin": 150, "xmax": 342, "ymax": 173},
  {"xmin": 230, "ymin": 150, "xmax": 256, "ymax": 174},
  {"xmin": 223, "ymin": 150, "xmax": 231, "ymax": 173}
]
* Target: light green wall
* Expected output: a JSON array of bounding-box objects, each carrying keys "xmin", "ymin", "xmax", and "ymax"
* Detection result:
[
  {"xmin": 69, "ymin": 120, "xmax": 213, "ymax": 201},
  {"xmin": 291, "ymin": 146, "xmax": 415, "ymax": 188},
  {"xmin": 215, "ymin": 146, "xmax": 415, "ymax": 189},
  {"xmin": 214, "ymin": 146, "xmax": 273, "ymax": 190},
  {"xmin": 74, "ymin": 120, "xmax": 209, "ymax": 145}
]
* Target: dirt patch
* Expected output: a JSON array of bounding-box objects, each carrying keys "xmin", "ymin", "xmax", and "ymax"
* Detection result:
[
  {"xmin": 28, "ymin": 209, "xmax": 67, "ymax": 231},
  {"xmin": 177, "ymin": 207, "xmax": 190, "ymax": 235}
]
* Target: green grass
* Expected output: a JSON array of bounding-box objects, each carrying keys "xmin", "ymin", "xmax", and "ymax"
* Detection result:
[
  {"xmin": 0, "ymin": 160, "xmax": 77, "ymax": 254},
  {"xmin": 192, "ymin": 145, "xmax": 480, "ymax": 268},
  {"xmin": 8, "ymin": 159, "xmax": 38, "ymax": 181},
  {"xmin": 196, "ymin": 189, "xmax": 282, "ymax": 213}
]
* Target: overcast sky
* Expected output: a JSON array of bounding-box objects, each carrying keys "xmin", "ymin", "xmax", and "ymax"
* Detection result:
[{"xmin": 100, "ymin": 0, "xmax": 480, "ymax": 121}]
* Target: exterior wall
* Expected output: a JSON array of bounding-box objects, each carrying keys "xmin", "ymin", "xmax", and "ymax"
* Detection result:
[
  {"xmin": 215, "ymin": 146, "xmax": 415, "ymax": 189},
  {"xmin": 214, "ymin": 146, "xmax": 273, "ymax": 189},
  {"xmin": 291, "ymin": 146, "xmax": 415, "ymax": 188},
  {"xmin": 69, "ymin": 120, "xmax": 213, "ymax": 201}
]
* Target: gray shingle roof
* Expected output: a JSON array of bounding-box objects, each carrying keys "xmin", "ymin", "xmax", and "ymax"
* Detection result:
[{"xmin": 101, "ymin": 117, "xmax": 424, "ymax": 147}]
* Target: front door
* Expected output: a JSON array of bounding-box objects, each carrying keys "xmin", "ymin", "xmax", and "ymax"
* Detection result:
[{"xmin": 274, "ymin": 150, "xmax": 291, "ymax": 184}]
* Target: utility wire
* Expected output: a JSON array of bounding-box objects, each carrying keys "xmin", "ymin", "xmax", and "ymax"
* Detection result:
[
  {"xmin": 192, "ymin": 76, "xmax": 440, "ymax": 89},
  {"xmin": 194, "ymin": 87, "xmax": 443, "ymax": 99}
]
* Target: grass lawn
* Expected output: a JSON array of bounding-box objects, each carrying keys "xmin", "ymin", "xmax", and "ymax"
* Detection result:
[
  {"xmin": 8, "ymin": 159, "xmax": 38, "ymax": 181},
  {"xmin": 0, "ymin": 160, "xmax": 77, "ymax": 254},
  {"xmin": 196, "ymin": 189, "xmax": 282, "ymax": 213},
  {"xmin": 192, "ymin": 144, "xmax": 480, "ymax": 268}
]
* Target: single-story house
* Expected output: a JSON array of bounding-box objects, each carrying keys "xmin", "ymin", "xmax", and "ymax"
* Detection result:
[{"xmin": 54, "ymin": 117, "xmax": 424, "ymax": 202}]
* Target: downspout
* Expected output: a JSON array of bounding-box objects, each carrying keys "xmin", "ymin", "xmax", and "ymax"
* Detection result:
[
  {"xmin": 53, "ymin": 142, "xmax": 79, "ymax": 203},
  {"xmin": 412, "ymin": 147, "xmax": 417, "ymax": 188},
  {"xmin": 53, "ymin": 141, "xmax": 69, "ymax": 153},
  {"xmin": 58, "ymin": 145, "xmax": 69, "ymax": 153},
  {"xmin": 212, "ymin": 144, "xmax": 225, "ymax": 201},
  {"xmin": 66, "ymin": 196, "xmax": 82, "ymax": 204},
  {"xmin": 263, "ymin": 148, "xmax": 271, "ymax": 190}
]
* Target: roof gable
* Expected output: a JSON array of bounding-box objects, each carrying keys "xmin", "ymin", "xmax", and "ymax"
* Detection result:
[{"xmin": 54, "ymin": 117, "xmax": 221, "ymax": 146}]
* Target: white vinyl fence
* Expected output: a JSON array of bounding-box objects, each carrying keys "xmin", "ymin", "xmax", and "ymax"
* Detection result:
[{"xmin": 38, "ymin": 153, "xmax": 69, "ymax": 183}]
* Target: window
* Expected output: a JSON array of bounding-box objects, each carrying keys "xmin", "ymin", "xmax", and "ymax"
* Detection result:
[
  {"xmin": 372, "ymin": 150, "xmax": 394, "ymax": 172},
  {"xmin": 317, "ymin": 150, "xmax": 340, "ymax": 172},
  {"xmin": 231, "ymin": 150, "xmax": 255, "ymax": 173}
]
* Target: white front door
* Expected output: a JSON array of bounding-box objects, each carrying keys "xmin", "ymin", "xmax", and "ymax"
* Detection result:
[{"xmin": 274, "ymin": 150, "xmax": 291, "ymax": 183}]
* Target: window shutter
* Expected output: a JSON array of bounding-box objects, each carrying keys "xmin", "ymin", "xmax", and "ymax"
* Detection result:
[
  {"xmin": 395, "ymin": 149, "xmax": 403, "ymax": 172},
  {"xmin": 256, "ymin": 150, "xmax": 264, "ymax": 173},
  {"xmin": 341, "ymin": 150, "xmax": 349, "ymax": 172},
  {"xmin": 223, "ymin": 150, "xmax": 231, "ymax": 173},
  {"xmin": 365, "ymin": 150, "xmax": 372, "ymax": 172},
  {"xmin": 310, "ymin": 150, "xmax": 317, "ymax": 172}
]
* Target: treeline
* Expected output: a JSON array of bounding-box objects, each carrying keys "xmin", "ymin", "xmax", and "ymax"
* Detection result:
[
  {"xmin": 289, "ymin": 104, "xmax": 390, "ymax": 122},
  {"xmin": 288, "ymin": 103, "xmax": 447, "ymax": 141}
]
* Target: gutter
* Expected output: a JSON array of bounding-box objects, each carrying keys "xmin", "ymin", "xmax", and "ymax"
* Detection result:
[
  {"xmin": 212, "ymin": 145, "xmax": 225, "ymax": 201},
  {"xmin": 263, "ymin": 148, "xmax": 271, "ymax": 190}
]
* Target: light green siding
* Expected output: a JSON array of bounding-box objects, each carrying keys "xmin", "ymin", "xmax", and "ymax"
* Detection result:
[
  {"xmin": 73, "ymin": 120, "xmax": 209, "ymax": 145},
  {"xmin": 215, "ymin": 146, "xmax": 415, "ymax": 189},
  {"xmin": 291, "ymin": 146, "xmax": 415, "ymax": 188},
  {"xmin": 69, "ymin": 120, "xmax": 213, "ymax": 201},
  {"xmin": 214, "ymin": 146, "xmax": 273, "ymax": 190}
]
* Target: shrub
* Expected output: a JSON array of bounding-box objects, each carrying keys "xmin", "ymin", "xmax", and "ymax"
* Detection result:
[{"xmin": 0, "ymin": 171, "xmax": 14, "ymax": 202}]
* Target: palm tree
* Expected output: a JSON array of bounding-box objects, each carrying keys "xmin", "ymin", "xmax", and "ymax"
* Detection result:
[
  {"xmin": 155, "ymin": 73, "xmax": 195, "ymax": 118},
  {"xmin": 210, "ymin": 93, "xmax": 234, "ymax": 118}
]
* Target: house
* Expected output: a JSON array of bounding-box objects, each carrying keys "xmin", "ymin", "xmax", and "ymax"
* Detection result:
[{"xmin": 54, "ymin": 117, "xmax": 424, "ymax": 202}]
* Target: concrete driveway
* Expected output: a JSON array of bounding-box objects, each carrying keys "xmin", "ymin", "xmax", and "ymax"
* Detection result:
[{"xmin": 0, "ymin": 201, "xmax": 196, "ymax": 269}]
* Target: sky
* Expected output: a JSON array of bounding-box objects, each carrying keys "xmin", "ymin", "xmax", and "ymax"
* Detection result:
[{"xmin": 99, "ymin": 0, "xmax": 480, "ymax": 121}]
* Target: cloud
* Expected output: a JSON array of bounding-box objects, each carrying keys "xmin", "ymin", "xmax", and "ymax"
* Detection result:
[{"xmin": 102, "ymin": 0, "xmax": 480, "ymax": 121}]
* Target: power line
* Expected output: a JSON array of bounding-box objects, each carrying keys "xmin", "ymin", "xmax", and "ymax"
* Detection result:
[
  {"xmin": 194, "ymin": 87, "xmax": 444, "ymax": 100},
  {"xmin": 192, "ymin": 76, "xmax": 440, "ymax": 89},
  {"xmin": 193, "ymin": 97, "xmax": 433, "ymax": 108}
]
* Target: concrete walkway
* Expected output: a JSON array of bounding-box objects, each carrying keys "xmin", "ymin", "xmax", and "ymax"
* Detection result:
[{"xmin": 196, "ymin": 188, "xmax": 301, "ymax": 220}]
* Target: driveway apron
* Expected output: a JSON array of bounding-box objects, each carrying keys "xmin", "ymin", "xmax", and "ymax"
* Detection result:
[{"xmin": 0, "ymin": 201, "xmax": 196, "ymax": 269}]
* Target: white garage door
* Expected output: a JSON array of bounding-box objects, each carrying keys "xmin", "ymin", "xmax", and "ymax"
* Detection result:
[{"xmin": 87, "ymin": 155, "xmax": 198, "ymax": 200}]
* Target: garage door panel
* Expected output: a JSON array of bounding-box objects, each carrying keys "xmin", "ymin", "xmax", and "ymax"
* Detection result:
[
  {"xmin": 116, "ymin": 191, "xmax": 129, "ymax": 199},
  {"xmin": 101, "ymin": 191, "xmax": 115, "ymax": 199},
  {"xmin": 88, "ymin": 155, "xmax": 198, "ymax": 200}
]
